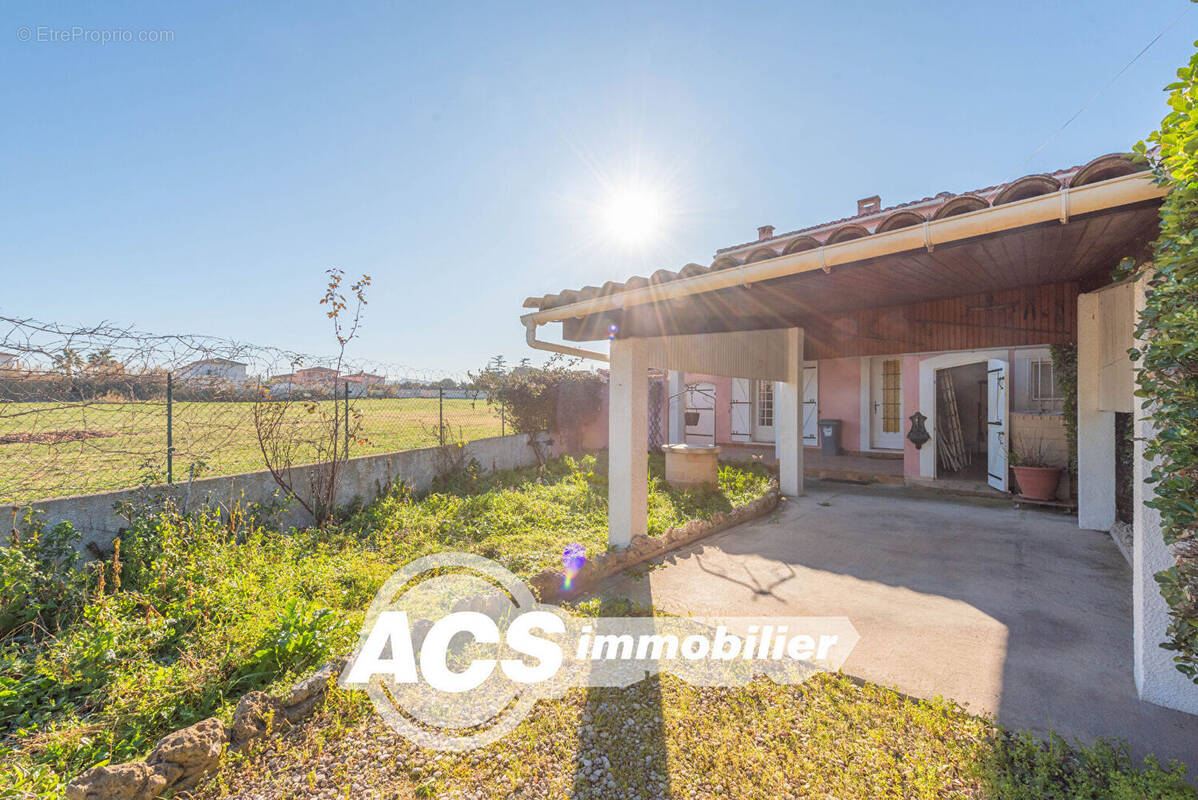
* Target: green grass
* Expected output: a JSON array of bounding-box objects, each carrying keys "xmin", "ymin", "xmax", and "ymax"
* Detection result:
[
  {"xmin": 198, "ymin": 628, "xmax": 1196, "ymax": 800},
  {"xmin": 0, "ymin": 454, "xmax": 772, "ymax": 798},
  {"xmin": 0, "ymin": 397, "xmax": 503, "ymax": 504}
]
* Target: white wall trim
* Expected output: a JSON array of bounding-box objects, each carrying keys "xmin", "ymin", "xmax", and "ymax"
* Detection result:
[
  {"xmin": 1078, "ymin": 291, "xmax": 1116, "ymax": 531},
  {"xmin": 858, "ymin": 358, "xmax": 871, "ymax": 453},
  {"xmin": 917, "ymin": 349, "xmax": 1010, "ymax": 479}
]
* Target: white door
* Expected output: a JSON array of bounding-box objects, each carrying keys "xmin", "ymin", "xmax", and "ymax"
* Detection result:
[
  {"xmin": 802, "ymin": 363, "xmax": 818, "ymax": 446},
  {"xmin": 986, "ymin": 359, "xmax": 1009, "ymax": 492},
  {"xmin": 685, "ymin": 382, "xmax": 716, "ymax": 445},
  {"xmin": 870, "ymin": 357, "xmax": 903, "ymax": 450},
  {"xmin": 729, "ymin": 378, "xmax": 751, "ymax": 442},
  {"xmin": 751, "ymin": 380, "xmax": 775, "ymax": 442}
]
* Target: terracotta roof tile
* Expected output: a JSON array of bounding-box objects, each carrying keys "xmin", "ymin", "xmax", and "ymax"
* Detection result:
[{"xmin": 523, "ymin": 153, "xmax": 1143, "ymax": 312}]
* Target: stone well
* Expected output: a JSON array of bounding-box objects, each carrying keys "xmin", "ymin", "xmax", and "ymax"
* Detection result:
[{"xmin": 662, "ymin": 444, "xmax": 721, "ymax": 489}]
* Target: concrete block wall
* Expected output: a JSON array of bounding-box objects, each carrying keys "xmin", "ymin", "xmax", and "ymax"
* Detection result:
[
  {"xmin": 2, "ymin": 433, "xmax": 554, "ymax": 556},
  {"xmin": 1010, "ymin": 412, "xmax": 1069, "ymax": 469}
]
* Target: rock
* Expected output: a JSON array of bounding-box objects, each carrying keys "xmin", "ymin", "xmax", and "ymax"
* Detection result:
[
  {"xmin": 628, "ymin": 535, "xmax": 656, "ymax": 558},
  {"xmin": 529, "ymin": 568, "xmax": 563, "ymax": 600},
  {"xmin": 283, "ymin": 693, "xmax": 324, "ymax": 723},
  {"xmin": 66, "ymin": 762, "xmax": 167, "ymax": 800},
  {"xmin": 283, "ymin": 658, "xmax": 345, "ymax": 708},
  {"xmin": 232, "ymin": 691, "xmax": 286, "ymax": 745},
  {"xmin": 665, "ymin": 526, "xmax": 687, "ymax": 543},
  {"xmin": 146, "ymin": 717, "xmax": 227, "ymax": 790}
]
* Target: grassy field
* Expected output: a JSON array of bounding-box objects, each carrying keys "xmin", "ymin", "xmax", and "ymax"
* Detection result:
[{"xmin": 0, "ymin": 397, "xmax": 503, "ymax": 504}]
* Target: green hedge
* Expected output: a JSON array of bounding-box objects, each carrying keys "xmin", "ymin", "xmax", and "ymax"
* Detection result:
[{"xmin": 1131, "ymin": 41, "xmax": 1198, "ymax": 683}]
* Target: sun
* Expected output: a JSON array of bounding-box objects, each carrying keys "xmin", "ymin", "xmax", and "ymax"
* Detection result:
[{"xmin": 600, "ymin": 183, "xmax": 665, "ymax": 247}]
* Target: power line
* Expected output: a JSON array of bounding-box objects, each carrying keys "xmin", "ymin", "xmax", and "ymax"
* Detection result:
[{"xmin": 1017, "ymin": 5, "xmax": 1192, "ymax": 172}]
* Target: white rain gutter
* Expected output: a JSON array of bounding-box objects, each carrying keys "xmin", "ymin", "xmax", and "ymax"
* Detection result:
[{"xmin": 522, "ymin": 171, "xmax": 1164, "ymax": 358}]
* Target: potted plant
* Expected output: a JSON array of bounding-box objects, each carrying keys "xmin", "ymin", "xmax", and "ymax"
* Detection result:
[{"xmin": 1009, "ymin": 435, "xmax": 1062, "ymax": 501}]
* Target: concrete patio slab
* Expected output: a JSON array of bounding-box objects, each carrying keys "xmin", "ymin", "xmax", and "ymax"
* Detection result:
[{"xmin": 601, "ymin": 481, "xmax": 1198, "ymax": 769}]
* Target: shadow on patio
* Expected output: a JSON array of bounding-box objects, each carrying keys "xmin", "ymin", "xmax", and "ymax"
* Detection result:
[{"xmin": 599, "ymin": 479, "xmax": 1198, "ymax": 770}]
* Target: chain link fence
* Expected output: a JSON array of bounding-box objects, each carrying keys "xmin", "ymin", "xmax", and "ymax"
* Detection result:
[{"xmin": 0, "ymin": 317, "xmax": 506, "ymax": 505}]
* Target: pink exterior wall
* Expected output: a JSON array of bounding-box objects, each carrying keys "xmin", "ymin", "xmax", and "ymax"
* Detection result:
[
  {"xmin": 902, "ymin": 355, "xmax": 922, "ymax": 477},
  {"xmin": 816, "ymin": 357, "xmax": 861, "ymax": 451},
  {"xmin": 683, "ymin": 346, "xmax": 1034, "ymax": 477}
]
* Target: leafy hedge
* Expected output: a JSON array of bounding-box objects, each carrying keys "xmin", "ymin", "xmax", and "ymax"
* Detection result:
[
  {"xmin": 471, "ymin": 356, "xmax": 604, "ymax": 440},
  {"xmin": 1131, "ymin": 41, "xmax": 1198, "ymax": 683}
]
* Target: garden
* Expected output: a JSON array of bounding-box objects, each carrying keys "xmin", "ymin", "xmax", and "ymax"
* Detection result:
[{"xmin": 0, "ymin": 453, "xmax": 772, "ymax": 798}]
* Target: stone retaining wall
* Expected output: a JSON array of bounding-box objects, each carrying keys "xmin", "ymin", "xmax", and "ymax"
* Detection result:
[{"xmin": 531, "ymin": 484, "xmax": 781, "ymax": 602}]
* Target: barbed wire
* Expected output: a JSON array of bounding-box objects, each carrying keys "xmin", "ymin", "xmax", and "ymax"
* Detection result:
[{"xmin": 0, "ymin": 316, "xmax": 506, "ymax": 505}]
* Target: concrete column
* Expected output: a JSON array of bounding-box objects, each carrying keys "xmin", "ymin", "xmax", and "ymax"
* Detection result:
[
  {"xmin": 1132, "ymin": 274, "xmax": 1198, "ymax": 713},
  {"xmin": 776, "ymin": 328, "xmax": 805, "ymax": 497},
  {"xmin": 1077, "ymin": 291, "xmax": 1116, "ymax": 531},
  {"xmin": 667, "ymin": 370, "xmax": 686, "ymax": 445},
  {"xmin": 608, "ymin": 338, "xmax": 649, "ymax": 548}
]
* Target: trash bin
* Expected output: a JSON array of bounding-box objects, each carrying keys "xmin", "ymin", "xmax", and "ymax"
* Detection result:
[{"xmin": 819, "ymin": 419, "xmax": 842, "ymax": 456}]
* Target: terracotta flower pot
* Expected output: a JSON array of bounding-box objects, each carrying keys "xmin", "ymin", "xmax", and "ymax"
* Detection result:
[{"xmin": 1012, "ymin": 465, "xmax": 1061, "ymax": 501}]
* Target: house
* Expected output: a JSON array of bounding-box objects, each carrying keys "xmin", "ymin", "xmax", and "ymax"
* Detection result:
[
  {"xmin": 176, "ymin": 357, "xmax": 248, "ymax": 387},
  {"xmin": 0, "ymin": 352, "xmax": 19, "ymax": 371},
  {"xmin": 268, "ymin": 366, "xmax": 386, "ymax": 397},
  {"xmin": 519, "ymin": 153, "xmax": 1197, "ymax": 717},
  {"xmin": 343, "ymin": 371, "xmax": 386, "ymax": 398}
]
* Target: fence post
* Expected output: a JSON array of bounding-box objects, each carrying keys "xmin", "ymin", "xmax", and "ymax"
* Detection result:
[
  {"xmin": 344, "ymin": 380, "xmax": 350, "ymax": 458},
  {"xmin": 166, "ymin": 372, "xmax": 174, "ymax": 484},
  {"xmin": 439, "ymin": 385, "xmax": 445, "ymax": 445}
]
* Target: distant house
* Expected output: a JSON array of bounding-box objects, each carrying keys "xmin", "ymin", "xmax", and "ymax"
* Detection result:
[
  {"xmin": 176, "ymin": 358, "xmax": 248, "ymax": 387},
  {"xmin": 267, "ymin": 366, "xmax": 384, "ymax": 397},
  {"xmin": 344, "ymin": 371, "xmax": 385, "ymax": 397},
  {"xmin": 0, "ymin": 352, "xmax": 19, "ymax": 371}
]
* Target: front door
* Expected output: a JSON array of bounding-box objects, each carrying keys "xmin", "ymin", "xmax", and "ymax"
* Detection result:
[
  {"xmin": 986, "ymin": 359, "xmax": 1009, "ymax": 492},
  {"xmin": 870, "ymin": 357, "xmax": 903, "ymax": 450},
  {"xmin": 751, "ymin": 380, "xmax": 775, "ymax": 442}
]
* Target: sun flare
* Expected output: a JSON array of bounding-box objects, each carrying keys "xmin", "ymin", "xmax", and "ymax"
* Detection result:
[{"xmin": 600, "ymin": 183, "xmax": 665, "ymax": 247}]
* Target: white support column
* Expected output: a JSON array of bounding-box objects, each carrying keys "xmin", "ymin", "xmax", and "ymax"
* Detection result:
[
  {"xmin": 667, "ymin": 370, "xmax": 686, "ymax": 445},
  {"xmin": 1132, "ymin": 274, "xmax": 1198, "ymax": 713},
  {"xmin": 1077, "ymin": 291, "xmax": 1116, "ymax": 531},
  {"xmin": 609, "ymin": 338, "xmax": 649, "ymax": 548},
  {"xmin": 776, "ymin": 328, "xmax": 805, "ymax": 497}
]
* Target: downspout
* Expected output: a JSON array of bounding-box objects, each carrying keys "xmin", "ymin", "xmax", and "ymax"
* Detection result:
[{"xmin": 524, "ymin": 318, "xmax": 609, "ymax": 362}]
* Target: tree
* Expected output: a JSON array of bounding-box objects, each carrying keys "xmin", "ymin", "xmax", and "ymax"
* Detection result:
[
  {"xmin": 253, "ymin": 269, "xmax": 371, "ymax": 526},
  {"xmin": 52, "ymin": 348, "xmax": 83, "ymax": 376},
  {"xmin": 86, "ymin": 348, "xmax": 123, "ymax": 374}
]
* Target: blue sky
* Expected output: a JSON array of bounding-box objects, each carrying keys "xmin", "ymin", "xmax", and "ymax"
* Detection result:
[{"xmin": 1, "ymin": 1, "xmax": 1194, "ymax": 378}]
